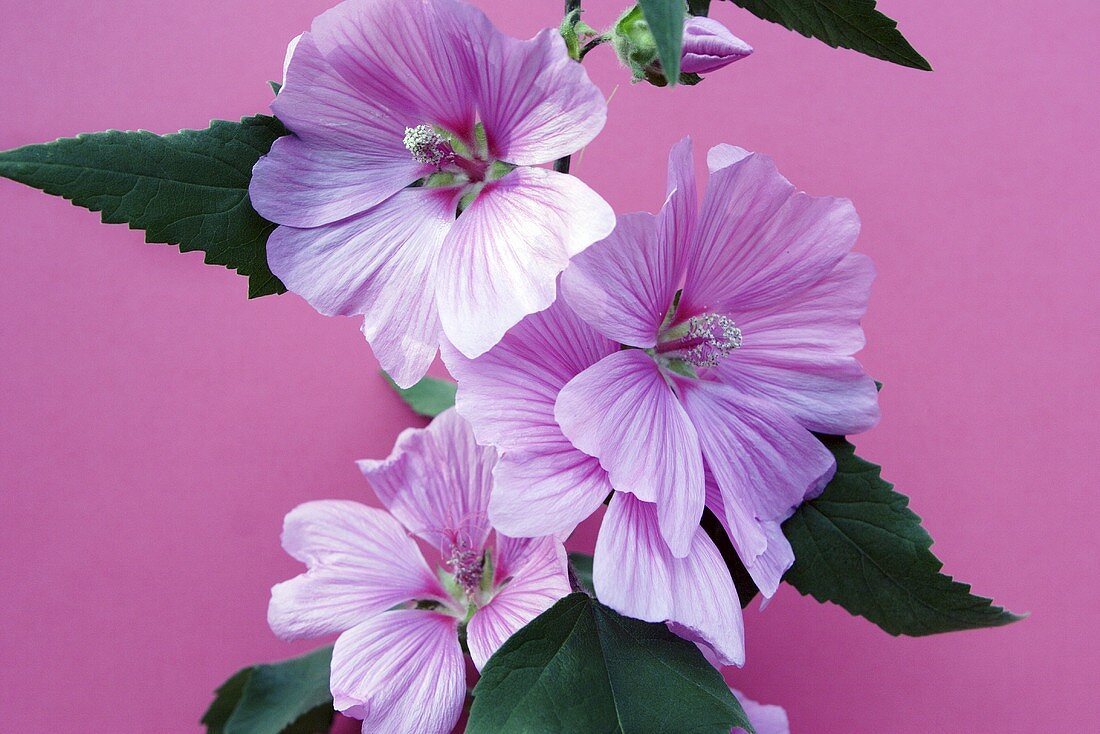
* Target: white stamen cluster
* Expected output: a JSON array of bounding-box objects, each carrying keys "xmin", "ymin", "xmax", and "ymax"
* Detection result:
[
  {"xmin": 681, "ymin": 313, "xmax": 743, "ymax": 367},
  {"xmin": 403, "ymin": 124, "xmax": 450, "ymax": 166}
]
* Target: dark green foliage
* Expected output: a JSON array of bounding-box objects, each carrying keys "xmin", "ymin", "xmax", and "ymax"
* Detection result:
[
  {"xmin": 727, "ymin": 0, "xmax": 931, "ymax": 70},
  {"xmin": 202, "ymin": 646, "xmax": 334, "ymax": 734},
  {"xmin": 784, "ymin": 435, "xmax": 1024, "ymax": 635},
  {"xmin": 0, "ymin": 116, "xmax": 288, "ymax": 297},
  {"xmin": 468, "ymin": 593, "xmax": 754, "ymax": 733}
]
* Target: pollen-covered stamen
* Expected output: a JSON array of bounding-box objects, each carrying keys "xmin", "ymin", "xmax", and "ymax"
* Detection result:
[
  {"xmin": 445, "ymin": 539, "xmax": 484, "ymax": 598},
  {"xmin": 403, "ymin": 124, "xmax": 453, "ymax": 166},
  {"xmin": 657, "ymin": 313, "xmax": 743, "ymax": 368}
]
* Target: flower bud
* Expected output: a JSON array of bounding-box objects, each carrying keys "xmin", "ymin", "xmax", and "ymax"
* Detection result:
[
  {"xmin": 614, "ymin": 7, "xmax": 751, "ymax": 86},
  {"xmin": 680, "ymin": 16, "xmax": 752, "ymax": 75}
]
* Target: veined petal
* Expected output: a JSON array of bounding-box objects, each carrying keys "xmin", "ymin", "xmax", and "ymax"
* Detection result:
[
  {"xmin": 266, "ymin": 186, "xmax": 454, "ymax": 389},
  {"xmin": 268, "ymin": 501, "xmax": 446, "ymax": 641},
  {"xmin": 660, "ymin": 136, "xmax": 698, "ymax": 274},
  {"xmin": 468, "ymin": 534, "xmax": 571, "ymax": 670},
  {"xmin": 680, "ymin": 381, "xmax": 834, "ymax": 555},
  {"xmin": 731, "ymin": 688, "xmax": 791, "ymax": 734},
  {"xmin": 716, "ymin": 252, "xmax": 880, "ymax": 434},
  {"xmin": 478, "ymin": 28, "xmax": 607, "ymax": 165},
  {"xmin": 682, "ymin": 150, "xmax": 858, "ymax": 319},
  {"xmin": 437, "ymin": 167, "xmax": 614, "ymax": 358},
  {"xmin": 561, "ymin": 212, "xmax": 678, "ymax": 348},
  {"xmin": 308, "ymin": 0, "xmax": 487, "ymax": 138},
  {"xmin": 330, "ymin": 610, "xmax": 465, "ymax": 734},
  {"xmin": 594, "ymin": 494, "xmax": 745, "ymax": 666},
  {"xmin": 358, "ymin": 409, "xmax": 494, "ymax": 554},
  {"xmin": 253, "ymin": 33, "xmax": 426, "ymax": 228},
  {"xmin": 442, "ymin": 299, "xmax": 616, "ymax": 538},
  {"xmin": 704, "ymin": 474, "xmax": 793, "ymax": 599},
  {"xmin": 555, "ymin": 350, "xmax": 704, "ymax": 556}
]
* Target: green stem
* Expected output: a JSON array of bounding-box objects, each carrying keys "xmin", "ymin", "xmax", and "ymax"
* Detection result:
[{"xmin": 554, "ymin": 0, "xmax": 583, "ymax": 174}]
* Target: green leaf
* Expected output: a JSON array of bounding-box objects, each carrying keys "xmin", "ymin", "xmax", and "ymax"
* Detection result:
[
  {"xmin": 382, "ymin": 372, "xmax": 457, "ymax": 418},
  {"xmin": 783, "ymin": 435, "xmax": 1024, "ymax": 635},
  {"xmin": 638, "ymin": 0, "xmax": 686, "ymax": 84},
  {"xmin": 0, "ymin": 115, "xmax": 288, "ymax": 298},
  {"xmin": 202, "ymin": 646, "xmax": 334, "ymax": 734},
  {"xmin": 468, "ymin": 593, "xmax": 754, "ymax": 734},
  {"xmin": 726, "ymin": 0, "xmax": 931, "ymax": 70},
  {"xmin": 568, "ymin": 551, "xmax": 595, "ymax": 596}
]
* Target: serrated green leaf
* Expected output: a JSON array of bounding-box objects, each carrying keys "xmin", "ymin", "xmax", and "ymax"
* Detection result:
[
  {"xmin": 468, "ymin": 593, "xmax": 754, "ymax": 734},
  {"xmin": 0, "ymin": 115, "xmax": 288, "ymax": 298},
  {"xmin": 783, "ymin": 435, "xmax": 1024, "ymax": 635},
  {"xmin": 201, "ymin": 646, "xmax": 334, "ymax": 734},
  {"xmin": 639, "ymin": 0, "xmax": 686, "ymax": 84},
  {"xmin": 382, "ymin": 372, "xmax": 457, "ymax": 418},
  {"xmin": 727, "ymin": 0, "xmax": 931, "ymax": 70}
]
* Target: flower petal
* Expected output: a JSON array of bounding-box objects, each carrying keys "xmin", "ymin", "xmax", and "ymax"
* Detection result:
[
  {"xmin": 330, "ymin": 609, "xmax": 465, "ymax": 734},
  {"xmin": 468, "ymin": 535, "xmax": 571, "ymax": 670},
  {"xmin": 437, "ymin": 166, "xmax": 614, "ymax": 358},
  {"xmin": 679, "ymin": 381, "xmax": 834, "ymax": 561},
  {"xmin": 594, "ymin": 493, "xmax": 745, "ymax": 666},
  {"xmin": 680, "ymin": 17, "xmax": 753, "ymax": 76},
  {"xmin": 715, "ymin": 252, "xmax": 880, "ymax": 434},
  {"xmin": 661, "ymin": 136, "xmax": 698, "ymax": 270},
  {"xmin": 308, "ymin": 0, "xmax": 487, "ymax": 138},
  {"xmin": 442, "ymin": 299, "xmax": 616, "ymax": 537},
  {"xmin": 266, "ymin": 186, "xmax": 454, "ymax": 388},
  {"xmin": 358, "ymin": 408, "xmax": 494, "ymax": 554},
  {"xmin": 731, "ymin": 688, "xmax": 791, "ymax": 734},
  {"xmin": 681, "ymin": 150, "xmax": 858, "ymax": 319},
  {"xmin": 555, "ymin": 350, "xmax": 704, "ymax": 556},
  {"xmin": 562, "ymin": 212, "xmax": 678, "ymax": 348},
  {"xmin": 704, "ymin": 474, "xmax": 793, "ymax": 599},
  {"xmin": 478, "ymin": 28, "xmax": 607, "ymax": 165},
  {"xmin": 268, "ymin": 501, "xmax": 446, "ymax": 640},
  {"xmin": 252, "ymin": 33, "xmax": 427, "ymax": 228}
]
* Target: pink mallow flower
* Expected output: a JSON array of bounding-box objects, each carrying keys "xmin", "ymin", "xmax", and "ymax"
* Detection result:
[
  {"xmin": 268, "ymin": 409, "xmax": 570, "ymax": 734},
  {"xmin": 681, "ymin": 16, "xmax": 753, "ymax": 76},
  {"xmin": 444, "ymin": 139, "xmax": 879, "ymax": 666},
  {"xmin": 250, "ymin": 0, "xmax": 614, "ymax": 388}
]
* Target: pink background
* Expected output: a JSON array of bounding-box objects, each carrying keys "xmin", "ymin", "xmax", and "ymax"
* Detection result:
[{"xmin": 1, "ymin": 0, "xmax": 1096, "ymax": 731}]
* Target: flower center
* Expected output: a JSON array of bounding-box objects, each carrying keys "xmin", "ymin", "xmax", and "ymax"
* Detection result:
[
  {"xmin": 403, "ymin": 122, "xmax": 496, "ymax": 184},
  {"xmin": 403, "ymin": 124, "xmax": 454, "ymax": 166},
  {"xmin": 657, "ymin": 313, "xmax": 743, "ymax": 368},
  {"xmin": 445, "ymin": 538, "xmax": 484, "ymax": 598}
]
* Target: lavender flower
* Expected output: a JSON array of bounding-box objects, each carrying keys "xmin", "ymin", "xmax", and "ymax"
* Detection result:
[
  {"xmin": 268, "ymin": 410, "xmax": 570, "ymax": 734},
  {"xmin": 250, "ymin": 0, "xmax": 613, "ymax": 387},
  {"xmin": 444, "ymin": 139, "xmax": 879, "ymax": 665}
]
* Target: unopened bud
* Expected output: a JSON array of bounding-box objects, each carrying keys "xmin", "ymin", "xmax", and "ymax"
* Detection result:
[{"xmin": 680, "ymin": 16, "xmax": 752, "ymax": 75}]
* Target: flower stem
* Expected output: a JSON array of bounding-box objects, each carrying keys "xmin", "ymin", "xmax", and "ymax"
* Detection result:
[{"xmin": 554, "ymin": 0, "xmax": 583, "ymax": 174}]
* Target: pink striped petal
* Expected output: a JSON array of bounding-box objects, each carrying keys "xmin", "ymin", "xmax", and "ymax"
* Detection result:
[
  {"xmin": 556, "ymin": 349, "xmax": 703, "ymax": 556},
  {"xmin": 265, "ymin": 186, "xmax": 455, "ymax": 388},
  {"xmin": 467, "ymin": 535, "xmax": 571, "ymax": 669},
  {"xmin": 594, "ymin": 493, "xmax": 745, "ymax": 666},
  {"xmin": 330, "ymin": 609, "xmax": 465, "ymax": 734},
  {"xmin": 437, "ymin": 167, "xmax": 614, "ymax": 358},
  {"xmin": 681, "ymin": 150, "xmax": 858, "ymax": 319},
  {"xmin": 308, "ymin": 0, "xmax": 487, "ymax": 139},
  {"xmin": 704, "ymin": 474, "xmax": 793, "ymax": 599},
  {"xmin": 561, "ymin": 212, "xmax": 677, "ymax": 348},
  {"xmin": 268, "ymin": 501, "xmax": 446, "ymax": 640},
  {"xmin": 252, "ymin": 33, "xmax": 426, "ymax": 228},
  {"xmin": 478, "ymin": 28, "xmax": 607, "ymax": 165},
  {"xmin": 441, "ymin": 299, "xmax": 616, "ymax": 537},
  {"xmin": 731, "ymin": 688, "xmax": 791, "ymax": 734},
  {"xmin": 715, "ymin": 252, "xmax": 879, "ymax": 434},
  {"xmin": 358, "ymin": 409, "xmax": 494, "ymax": 555},
  {"xmin": 679, "ymin": 382, "xmax": 834, "ymax": 563}
]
